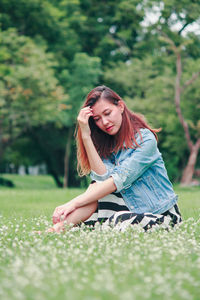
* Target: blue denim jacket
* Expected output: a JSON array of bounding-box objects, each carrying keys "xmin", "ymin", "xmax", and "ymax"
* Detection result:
[{"xmin": 90, "ymin": 128, "xmax": 178, "ymax": 214}]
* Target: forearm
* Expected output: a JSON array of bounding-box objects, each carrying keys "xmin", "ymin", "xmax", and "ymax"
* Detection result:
[
  {"xmin": 52, "ymin": 178, "xmax": 116, "ymax": 225},
  {"xmin": 74, "ymin": 177, "xmax": 116, "ymax": 208},
  {"xmin": 82, "ymin": 135, "xmax": 107, "ymax": 175}
]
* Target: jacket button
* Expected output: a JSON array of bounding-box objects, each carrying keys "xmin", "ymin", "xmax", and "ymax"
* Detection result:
[
  {"xmin": 130, "ymin": 206, "xmax": 134, "ymax": 209},
  {"xmin": 121, "ymin": 190, "xmax": 125, "ymax": 194}
]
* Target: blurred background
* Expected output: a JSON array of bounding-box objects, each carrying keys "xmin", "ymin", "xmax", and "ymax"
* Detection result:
[{"xmin": 0, "ymin": 0, "xmax": 200, "ymax": 189}]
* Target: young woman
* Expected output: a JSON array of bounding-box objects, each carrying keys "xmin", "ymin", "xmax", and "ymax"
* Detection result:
[{"xmin": 48, "ymin": 85, "xmax": 182, "ymax": 233}]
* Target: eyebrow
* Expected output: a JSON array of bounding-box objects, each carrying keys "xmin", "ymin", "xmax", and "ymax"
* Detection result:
[{"xmin": 93, "ymin": 108, "xmax": 110, "ymax": 118}]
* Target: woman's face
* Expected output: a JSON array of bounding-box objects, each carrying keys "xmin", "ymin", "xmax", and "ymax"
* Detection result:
[{"xmin": 91, "ymin": 98, "xmax": 124, "ymax": 135}]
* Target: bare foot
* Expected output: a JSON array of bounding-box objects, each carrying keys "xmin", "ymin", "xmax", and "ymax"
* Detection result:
[
  {"xmin": 48, "ymin": 221, "xmax": 65, "ymax": 233},
  {"xmin": 33, "ymin": 230, "xmax": 43, "ymax": 234},
  {"xmin": 33, "ymin": 221, "xmax": 65, "ymax": 234}
]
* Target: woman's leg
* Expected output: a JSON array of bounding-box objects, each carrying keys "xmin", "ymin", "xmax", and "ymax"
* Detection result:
[
  {"xmin": 47, "ymin": 183, "xmax": 99, "ymax": 232},
  {"xmin": 84, "ymin": 190, "xmax": 130, "ymax": 226},
  {"xmin": 63, "ymin": 200, "xmax": 98, "ymax": 225},
  {"xmin": 46, "ymin": 201, "xmax": 98, "ymax": 232},
  {"xmin": 103, "ymin": 204, "xmax": 182, "ymax": 231}
]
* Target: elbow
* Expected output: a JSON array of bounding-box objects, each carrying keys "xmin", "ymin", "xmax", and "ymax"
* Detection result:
[
  {"xmin": 110, "ymin": 173, "xmax": 127, "ymax": 193},
  {"xmin": 90, "ymin": 169, "xmax": 110, "ymax": 182}
]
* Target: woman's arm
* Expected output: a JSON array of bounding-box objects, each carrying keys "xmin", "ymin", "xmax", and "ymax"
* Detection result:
[
  {"xmin": 77, "ymin": 106, "xmax": 107, "ymax": 175},
  {"xmin": 110, "ymin": 129, "xmax": 159, "ymax": 192},
  {"xmin": 82, "ymin": 135, "xmax": 107, "ymax": 175},
  {"xmin": 89, "ymin": 129, "xmax": 160, "ymax": 192},
  {"xmin": 76, "ymin": 177, "xmax": 116, "ymax": 208},
  {"xmin": 52, "ymin": 177, "xmax": 116, "ymax": 223}
]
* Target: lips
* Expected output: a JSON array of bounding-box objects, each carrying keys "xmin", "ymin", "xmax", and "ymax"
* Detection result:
[{"xmin": 106, "ymin": 125, "xmax": 114, "ymax": 132}]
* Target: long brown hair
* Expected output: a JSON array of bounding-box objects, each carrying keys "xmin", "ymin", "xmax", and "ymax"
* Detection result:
[{"xmin": 76, "ymin": 85, "xmax": 160, "ymax": 176}]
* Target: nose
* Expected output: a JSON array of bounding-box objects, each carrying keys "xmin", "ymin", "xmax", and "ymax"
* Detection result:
[{"xmin": 101, "ymin": 116, "xmax": 109, "ymax": 126}]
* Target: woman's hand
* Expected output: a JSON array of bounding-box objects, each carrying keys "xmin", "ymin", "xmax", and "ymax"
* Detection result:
[
  {"xmin": 52, "ymin": 202, "xmax": 76, "ymax": 224},
  {"xmin": 77, "ymin": 106, "xmax": 93, "ymax": 138}
]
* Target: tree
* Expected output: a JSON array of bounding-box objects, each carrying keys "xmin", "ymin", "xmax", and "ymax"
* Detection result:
[
  {"xmin": 143, "ymin": 0, "xmax": 200, "ymax": 184},
  {"xmin": 59, "ymin": 52, "xmax": 102, "ymax": 187},
  {"xmin": 1, "ymin": 0, "xmax": 200, "ymax": 186},
  {"xmin": 107, "ymin": 0, "xmax": 200, "ymax": 184},
  {"xmin": 0, "ymin": 28, "xmax": 67, "ymax": 186},
  {"xmin": 104, "ymin": 54, "xmax": 188, "ymax": 181},
  {"xmin": 160, "ymin": 36, "xmax": 200, "ymax": 185}
]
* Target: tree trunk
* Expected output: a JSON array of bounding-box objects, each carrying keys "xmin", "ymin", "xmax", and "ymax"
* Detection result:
[
  {"xmin": 63, "ymin": 127, "xmax": 73, "ymax": 188},
  {"xmin": 49, "ymin": 168, "xmax": 63, "ymax": 188},
  {"xmin": 0, "ymin": 146, "xmax": 4, "ymax": 166},
  {"xmin": 175, "ymin": 52, "xmax": 193, "ymax": 151},
  {"xmin": 0, "ymin": 141, "xmax": 9, "ymax": 169},
  {"xmin": 28, "ymin": 130, "xmax": 63, "ymax": 188},
  {"xmin": 173, "ymin": 47, "xmax": 200, "ymax": 185},
  {"xmin": 0, "ymin": 120, "xmax": 6, "ymax": 166},
  {"xmin": 160, "ymin": 35, "xmax": 200, "ymax": 185},
  {"xmin": 181, "ymin": 139, "xmax": 200, "ymax": 185}
]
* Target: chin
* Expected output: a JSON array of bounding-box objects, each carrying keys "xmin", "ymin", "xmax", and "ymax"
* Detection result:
[{"xmin": 107, "ymin": 129, "xmax": 120, "ymax": 136}]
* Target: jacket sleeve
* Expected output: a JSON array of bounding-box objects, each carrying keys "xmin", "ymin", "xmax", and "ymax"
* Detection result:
[
  {"xmin": 90, "ymin": 157, "xmax": 114, "ymax": 182},
  {"xmin": 110, "ymin": 129, "xmax": 160, "ymax": 192}
]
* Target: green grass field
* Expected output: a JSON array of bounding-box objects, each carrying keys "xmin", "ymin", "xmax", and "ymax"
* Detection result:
[{"xmin": 0, "ymin": 175, "xmax": 200, "ymax": 300}]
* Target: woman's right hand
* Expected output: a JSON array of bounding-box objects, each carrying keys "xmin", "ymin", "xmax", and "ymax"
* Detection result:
[
  {"xmin": 52, "ymin": 201, "xmax": 76, "ymax": 224},
  {"xmin": 77, "ymin": 106, "xmax": 93, "ymax": 138}
]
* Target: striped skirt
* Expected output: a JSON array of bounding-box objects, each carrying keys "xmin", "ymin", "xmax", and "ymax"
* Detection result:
[{"xmin": 84, "ymin": 191, "xmax": 182, "ymax": 231}]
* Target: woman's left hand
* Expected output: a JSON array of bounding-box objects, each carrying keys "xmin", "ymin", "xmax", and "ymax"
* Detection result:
[{"xmin": 52, "ymin": 202, "xmax": 76, "ymax": 224}]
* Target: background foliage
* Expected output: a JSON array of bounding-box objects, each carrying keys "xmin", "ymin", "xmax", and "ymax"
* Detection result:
[{"xmin": 0, "ymin": 0, "xmax": 200, "ymax": 187}]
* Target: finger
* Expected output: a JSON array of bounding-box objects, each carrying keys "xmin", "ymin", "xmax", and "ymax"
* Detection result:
[
  {"xmin": 79, "ymin": 111, "xmax": 93, "ymax": 120},
  {"xmin": 63, "ymin": 207, "xmax": 75, "ymax": 218},
  {"xmin": 53, "ymin": 214, "xmax": 61, "ymax": 221},
  {"xmin": 82, "ymin": 106, "xmax": 92, "ymax": 111},
  {"xmin": 52, "ymin": 215, "xmax": 60, "ymax": 224},
  {"xmin": 80, "ymin": 107, "xmax": 93, "ymax": 116},
  {"xmin": 55, "ymin": 206, "xmax": 63, "ymax": 213},
  {"xmin": 53, "ymin": 208, "xmax": 64, "ymax": 218},
  {"xmin": 85, "ymin": 112, "xmax": 93, "ymax": 119},
  {"xmin": 63, "ymin": 211, "xmax": 69, "ymax": 219},
  {"xmin": 79, "ymin": 109, "xmax": 91, "ymax": 117},
  {"xmin": 52, "ymin": 212, "xmax": 59, "ymax": 220},
  {"xmin": 60, "ymin": 214, "xmax": 66, "ymax": 221},
  {"xmin": 53, "ymin": 207, "xmax": 60, "ymax": 217},
  {"xmin": 53, "ymin": 206, "xmax": 64, "ymax": 224}
]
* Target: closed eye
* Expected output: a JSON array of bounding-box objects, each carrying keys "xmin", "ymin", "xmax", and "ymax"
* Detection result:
[
  {"xmin": 93, "ymin": 110, "xmax": 111, "ymax": 122},
  {"xmin": 93, "ymin": 117, "xmax": 100, "ymax": 122}
]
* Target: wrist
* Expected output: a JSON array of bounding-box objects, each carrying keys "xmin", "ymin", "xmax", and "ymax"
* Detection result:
[
  {"xmin": 71, "ymin": 195, "xmax": 82, "ymax": 209},
  {"xmin": 82, "ymin": 134, "xmax": 91, "ymax": 141},
  {"xmin": 74, "ymin": 193, "xmax": 87, "ymax": 208}
]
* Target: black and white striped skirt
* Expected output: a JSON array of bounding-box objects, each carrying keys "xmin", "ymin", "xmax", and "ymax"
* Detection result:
[{"xmin": 84, "ymin": 191, "xmax": 182, "ymax": 231}]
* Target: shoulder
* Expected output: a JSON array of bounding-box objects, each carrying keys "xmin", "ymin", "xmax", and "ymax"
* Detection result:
[
  {"xmin": 135, "ymin": 128, "xmax": 157, "ymax": 146},
  {"xmin": 113, "ymin": 129, "xmax": 157, "ymax": 158}
]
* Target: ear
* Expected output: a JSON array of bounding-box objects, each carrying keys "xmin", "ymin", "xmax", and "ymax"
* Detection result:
[{"xmin": 118, "ymin": 100, "xmax": 124, "ymax": 114}]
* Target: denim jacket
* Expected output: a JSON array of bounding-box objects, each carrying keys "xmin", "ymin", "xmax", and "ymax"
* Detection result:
[{"xmin": 90, "ymin": 128, "xmax": 178, "ymax": 214}]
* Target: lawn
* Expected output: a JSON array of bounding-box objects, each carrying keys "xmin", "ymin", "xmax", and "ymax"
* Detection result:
[{"xmin": 0, "ymin": 175, "xmax": 200, "ymax": 300}]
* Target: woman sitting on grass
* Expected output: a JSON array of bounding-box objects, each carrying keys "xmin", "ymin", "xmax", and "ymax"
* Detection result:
[{"xmin": 48, "ymin": 85, "xmax": 182, "ymax": 233}]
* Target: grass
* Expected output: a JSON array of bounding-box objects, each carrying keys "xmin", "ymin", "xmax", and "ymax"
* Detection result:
[
  {"xmin": 0, "ymin": 175, "xmax": 200, "ymax": 300},
  {"xmin": 0, "ymin": 174, "xmax": 58, "ymax": 190}
]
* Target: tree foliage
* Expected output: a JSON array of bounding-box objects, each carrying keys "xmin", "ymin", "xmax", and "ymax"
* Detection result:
[
  {"xmin": 0, "ymin": 28, "xmax": 67, "ymax": 184},
  {"xmin": 0, "ymin": 0, "xmax": 200, "ymax": 186}
]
